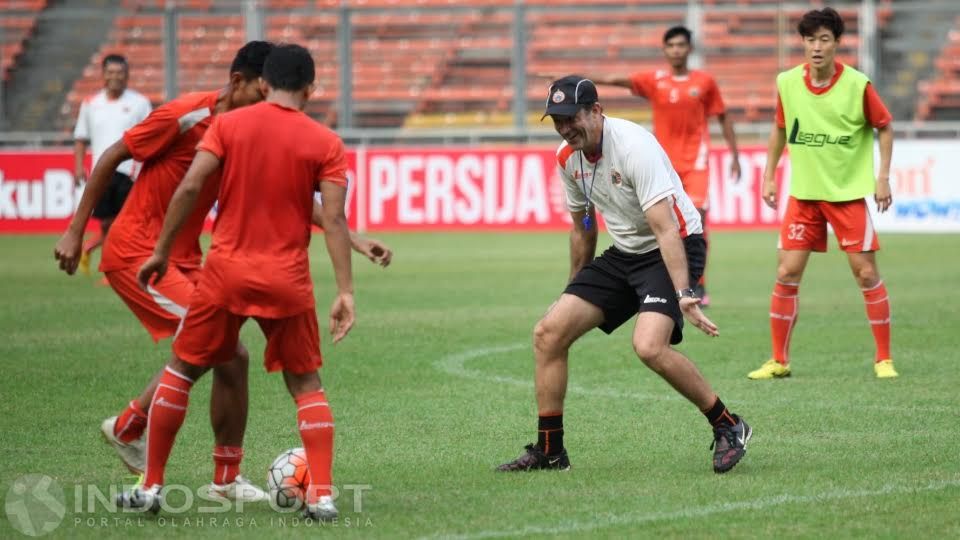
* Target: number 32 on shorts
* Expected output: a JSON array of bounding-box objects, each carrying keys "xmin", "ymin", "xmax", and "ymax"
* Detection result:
[{"xmin": 787, "ymin": 223, "xmax": 806, "ymax": 240}]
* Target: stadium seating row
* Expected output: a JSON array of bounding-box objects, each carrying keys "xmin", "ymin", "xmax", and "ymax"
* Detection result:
[
  {"xmin": 40, "ymin": 3, "xmax": 935, "ymax": 131},
  {"xmin": 0, "ymin": 2, "xmax": 46, "ymax": 81},
  {"xmin": 915, "ymin": 17, "xmax": 960, "ymax": 121}
]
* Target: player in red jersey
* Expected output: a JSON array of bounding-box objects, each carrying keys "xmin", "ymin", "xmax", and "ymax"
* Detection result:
[
  {"xmin": 120, "ymin": 44, "xmax": 353, "ymax": 521},
  {"xmin": 585, "ymin": 25, "xmax": 741, "ymax": 306},
  {"xmin": 54, "ymin": 41, "xmax": 390, "ymax": 502}
]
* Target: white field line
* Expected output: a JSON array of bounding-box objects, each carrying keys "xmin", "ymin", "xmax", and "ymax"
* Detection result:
[
  {"xmin": 433, "ymin": 344, "xmax": 957, "ymax": 413},
  {"xmin": 420, "ymin": 478, "xmax": 960, "ymax": 540}
]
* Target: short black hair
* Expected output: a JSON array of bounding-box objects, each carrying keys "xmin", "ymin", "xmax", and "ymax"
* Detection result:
[
  {"xmin": 101, "ymin": 54, "xmax": 128, "ymax": 69},
  {"xmin": 797, "ymin": 7, "xmax": 844, "ymax": 39},
  {"xmin": 263, "ymin": 44, "xmax": 315, "ymax": 92},
  {"xmin": 663, "ymin": 25, "xmax": 692, "ymax": 44},
  {"xmin": 229, "ymin": 40, "xmax": 274, "ymax": 80}
]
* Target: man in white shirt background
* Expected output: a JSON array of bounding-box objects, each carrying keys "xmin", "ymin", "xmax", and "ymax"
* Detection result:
[{"xmin": 73, "ymin": 54, "xmax": 152, "ymax": 277}]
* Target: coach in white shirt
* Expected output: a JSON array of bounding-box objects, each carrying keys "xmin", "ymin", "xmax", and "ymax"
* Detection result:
[
  {"xmin": 73, "ymin": 54, "xmax": 152, "ymax": 275},
  {"xmin": 497, "ymin": 76, "xmax": 752, "ymax": 475}
]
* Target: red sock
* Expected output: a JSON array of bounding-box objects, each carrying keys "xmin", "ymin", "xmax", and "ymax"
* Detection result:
[
  {"xmin": 143, "ymin": 367, "xmax": 194, "ymax": 489},
  {"xmin": 862, "ymin": 281, "xmax": 891, "ymax": 362},
  {"xmin": 212, "ymin": 446, "xmax": 243, "ymax": 485},
  {"xmin": 114, "ymin": 400, "xmax": 148, "ymax": 443},
  {"xmin": 296, "ymin": 389, "xmax": 334, "ymax": 503},
  {"xmin": 770, "ymin": 281, "xmax": 799, "ymax": 364}
]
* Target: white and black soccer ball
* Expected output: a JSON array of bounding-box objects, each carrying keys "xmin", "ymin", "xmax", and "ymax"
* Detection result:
[{"xmin": 266, "ymin": 447, "xmax": 310, "ymax": 508}]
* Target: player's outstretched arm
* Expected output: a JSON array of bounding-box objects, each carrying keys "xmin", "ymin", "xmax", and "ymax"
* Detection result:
[
  {"xmin": 875, "ymin": 123, "xmax": 894, "ymax": 213},
  {"xmin": 568, "ymin": 208, "xmax": 598, "ymax": 283},
  {"xmin": 585, "ymin": 74, "xmax": 634, "ymax": 89},
  {"xmin": 318, "ymin": 180, "xmax": 355, "ymax": 343},
  {"xmin": 761, "ymin": 126, "xmax": 787, "ymax": 209},
  {"xmin": 137, "ymin": 151, "xmax": 220, "ymax": 289},
  {"xmin": 54, "ymin": 139, "xmax": 133, "ymax": 275},
  {"xmin": 645, "ymin": 198, "xmax": 718, "ymax": 337},
  {"xmin": 310, "ymin": 201, "xmax": 393, "ymax": 267}
]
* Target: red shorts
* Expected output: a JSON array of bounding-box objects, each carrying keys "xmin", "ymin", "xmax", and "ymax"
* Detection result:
[
  {"xmin": 778, "ymin": 196, "xmax": 880, "ymax": 253},
  {"xmin": 678, "ymin": 169, "xmax": 708, "ymax": 210},
  {"xmin": 173, "ymin": 290, "xmax": 323, "ymax": 374},
  {"xmin": 105, "ymin": 265, "xmax": 200, "ymax": 342}
]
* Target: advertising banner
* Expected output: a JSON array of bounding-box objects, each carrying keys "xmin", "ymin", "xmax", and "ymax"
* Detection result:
[{"xmin": 2, "ymin": 142, "xmax": 956, "ymax": 233}]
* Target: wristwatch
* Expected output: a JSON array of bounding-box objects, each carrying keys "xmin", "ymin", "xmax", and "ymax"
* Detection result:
[{"xmin": 676, "ymin": 288, "xmax": 698, "ymax": 300}]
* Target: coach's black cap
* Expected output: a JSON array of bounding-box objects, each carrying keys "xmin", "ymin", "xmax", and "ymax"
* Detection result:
[{"xmin": 542, "ymin": 75, "xmax": 599, "ymax": 119}]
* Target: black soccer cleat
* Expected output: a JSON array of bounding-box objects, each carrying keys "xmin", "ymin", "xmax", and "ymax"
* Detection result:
[
  {"xmin": 711, "ymin": 415, "xmax": 752, "ymax": 474},
  {"xmin": 496, "ymin": 444, "xmax": 571, "ymax": 472}
]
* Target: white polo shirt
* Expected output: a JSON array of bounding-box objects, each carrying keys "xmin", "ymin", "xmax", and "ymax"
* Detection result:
[
  {"xmin": 557, "ymin": 116, "xmax": 702, "ymax": 255},
  {"xmin": 73, "ymin": 89, "xmax": 152, "ymax": 176}
]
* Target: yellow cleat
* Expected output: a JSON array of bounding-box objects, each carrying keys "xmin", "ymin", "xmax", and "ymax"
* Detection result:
[
  {"xmin": 874, "ymin": 359, "xmax": 899, "ymax": 378},
  {"xmin": 78, "ymin": 251, "xmax": 91, "ymax": 276},
  {"xmin": 747, "ymin": 359, "xmax": 791, "ymax": 380}
]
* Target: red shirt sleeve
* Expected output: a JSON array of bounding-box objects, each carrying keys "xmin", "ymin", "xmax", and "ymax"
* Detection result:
[
  {"xmin": 863, "ymin": 83, "xmax": 892, "ymax": 128},
  {"xmin": 316, "ymin": 136, "xmax": 348, "ymax": 188},
  {"xmin": 629, "ymin": 71, "xmax": 654, "ymax": 97},
  {"xmin": 775, "ymin": 93, "xmax": 786, "ymax": 128},
  {"xmin": 197, "ymin": 116, "xmax": 225, "ymax": 158},
  {"xmin": 704, "ymin": 76, "xmax": 726, "ymax": 116},
  {"xmin": 122, "ymin": 105, "xmax": 183, "ymax": 162}
]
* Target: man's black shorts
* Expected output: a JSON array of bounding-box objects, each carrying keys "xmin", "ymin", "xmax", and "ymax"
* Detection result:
[
  {"xmin": 92, "ymin": 172, "xmax": 133, "ymax": 220},
  {"xmin": 564, "ymin": 234, "xmax": 706, "ymax": 345}
]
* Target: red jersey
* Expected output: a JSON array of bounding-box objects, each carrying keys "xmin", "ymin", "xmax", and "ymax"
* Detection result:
[
  {"xmin": 100, "ymin": 91, "xmax": 222, "ymax": 272},
  {"xmin": 775, "ymin": 62, "xmax": 892, "ymax": 129},
  {"xmin": 629, "ymin": 69, "xmax": 725, "ymax": 174},
  {"xmin": 196, "ymin": 101, "xmax": 348, "ymax": 318}
]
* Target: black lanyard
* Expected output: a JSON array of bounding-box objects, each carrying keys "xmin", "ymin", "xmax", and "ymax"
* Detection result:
[{"xmin": 577, "ymin": 124, "xmax": 604, "ymax": 231}]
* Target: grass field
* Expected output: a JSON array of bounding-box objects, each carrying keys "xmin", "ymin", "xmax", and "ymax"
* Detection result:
[{"xmin": 1, "ymin": 231, "xmax": 958, "ymax": 539}]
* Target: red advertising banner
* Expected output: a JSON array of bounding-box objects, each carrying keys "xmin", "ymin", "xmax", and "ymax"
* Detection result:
[
  {"xmin": 0, "ymin": 151, "xmax": 92, "ymax": 233},
  {"xmin": 354, "ymin": 147, "xmax": 572, "ymax": 231},
  {"xmin": 706, "ymin": 145, "xmax": 790, "ymax": 229},
  {"xmin": 1, "ymin": 146, "xmax": 781, "ymax": 233}
]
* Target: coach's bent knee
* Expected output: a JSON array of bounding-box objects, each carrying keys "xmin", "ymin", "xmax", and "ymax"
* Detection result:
[
  {"xmin": 633, "ymin": 338, "xmax": 669, "ymax": 372},
  {"xmin": 533, "ymin": 317, "xmax": 571, "ymax": 359}
]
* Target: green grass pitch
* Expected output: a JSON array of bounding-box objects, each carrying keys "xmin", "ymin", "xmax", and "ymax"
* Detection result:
[{"xmin": 1, "ymin": 231, "xmax": 958, "ymax": 538}]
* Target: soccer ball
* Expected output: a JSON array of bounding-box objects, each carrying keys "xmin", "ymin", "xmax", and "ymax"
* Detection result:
[{"xmin": 266, "ymin": 447, "xmax": 311, "ymax": 508}]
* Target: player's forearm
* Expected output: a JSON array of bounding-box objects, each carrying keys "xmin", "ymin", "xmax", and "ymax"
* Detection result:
[
  {"xmin": 73, "ymin": 140, "xmax": 88, "ymax": 173},
  {"xmin": 568, "ymin": 218, "xmax": 597, "ymax": 282},
  {"xmin": 322, "ymin": 211, "xmax": 354, "ymax": 294},
  {"xmin": 310, "ymin": 201, "xmax": 366, "ymax": 255},
  {"xmin": 876, "ymin": 124, "xmax": 893, "ymax": 180},
  {"xmin": 67, "ymin": 141, "xmax": 129, "ymax": 234},
  {"xmin": 653, "ymin": 226, "xmax": 691, "ymax": 292},
  {"xmin": 155, "ymin": 152, "xmax": 218, "ymax": 256},
  {"xmin": 763, "ymin": 127, "xmax": 787, "ymax": 181},
  {"xmin": 721, "ymin": 115, "xmax": 739, "ymax": 159},
  {"xmin": 155, "ymin": 183, "xmax": 200, "ymax": 257},
  {"xmin": 588, "ymin": 75, "xmax": 633, "ymax": 89}
]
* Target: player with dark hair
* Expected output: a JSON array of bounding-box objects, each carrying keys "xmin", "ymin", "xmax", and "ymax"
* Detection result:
[
  {"xmin": 55, "ymin": 41, "xmax": 391, "ymax": 502},
  {"xmin": 748, "ymin": 7, "xmax": 896, "ymax": 380},
  {"xmin": 73, "ymin": 53, "xmax": 151, "ymax": 277},
  {"xmin": 497, "ymin": 76, "xmax": 752, "ymax": 475},
  {"xmin": 581, "ymin": 25, "xmax": 741, "ymax": 306},
  {"xmin": 120, "ymin": 44, "xmax": 353, "ymax": 521}
]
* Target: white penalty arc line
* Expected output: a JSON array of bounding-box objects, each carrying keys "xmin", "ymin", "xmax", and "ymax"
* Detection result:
[
  {"xmin": 433, "ymin": 343, "xmax": 683, "ymax": 403},
  {"xmin": 433, "ymin": 344, "xmax": 957, "ymax": 414},
  {"xmin": 420, "ymin": 478, "xmax": 960, "ymax": 540}
]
